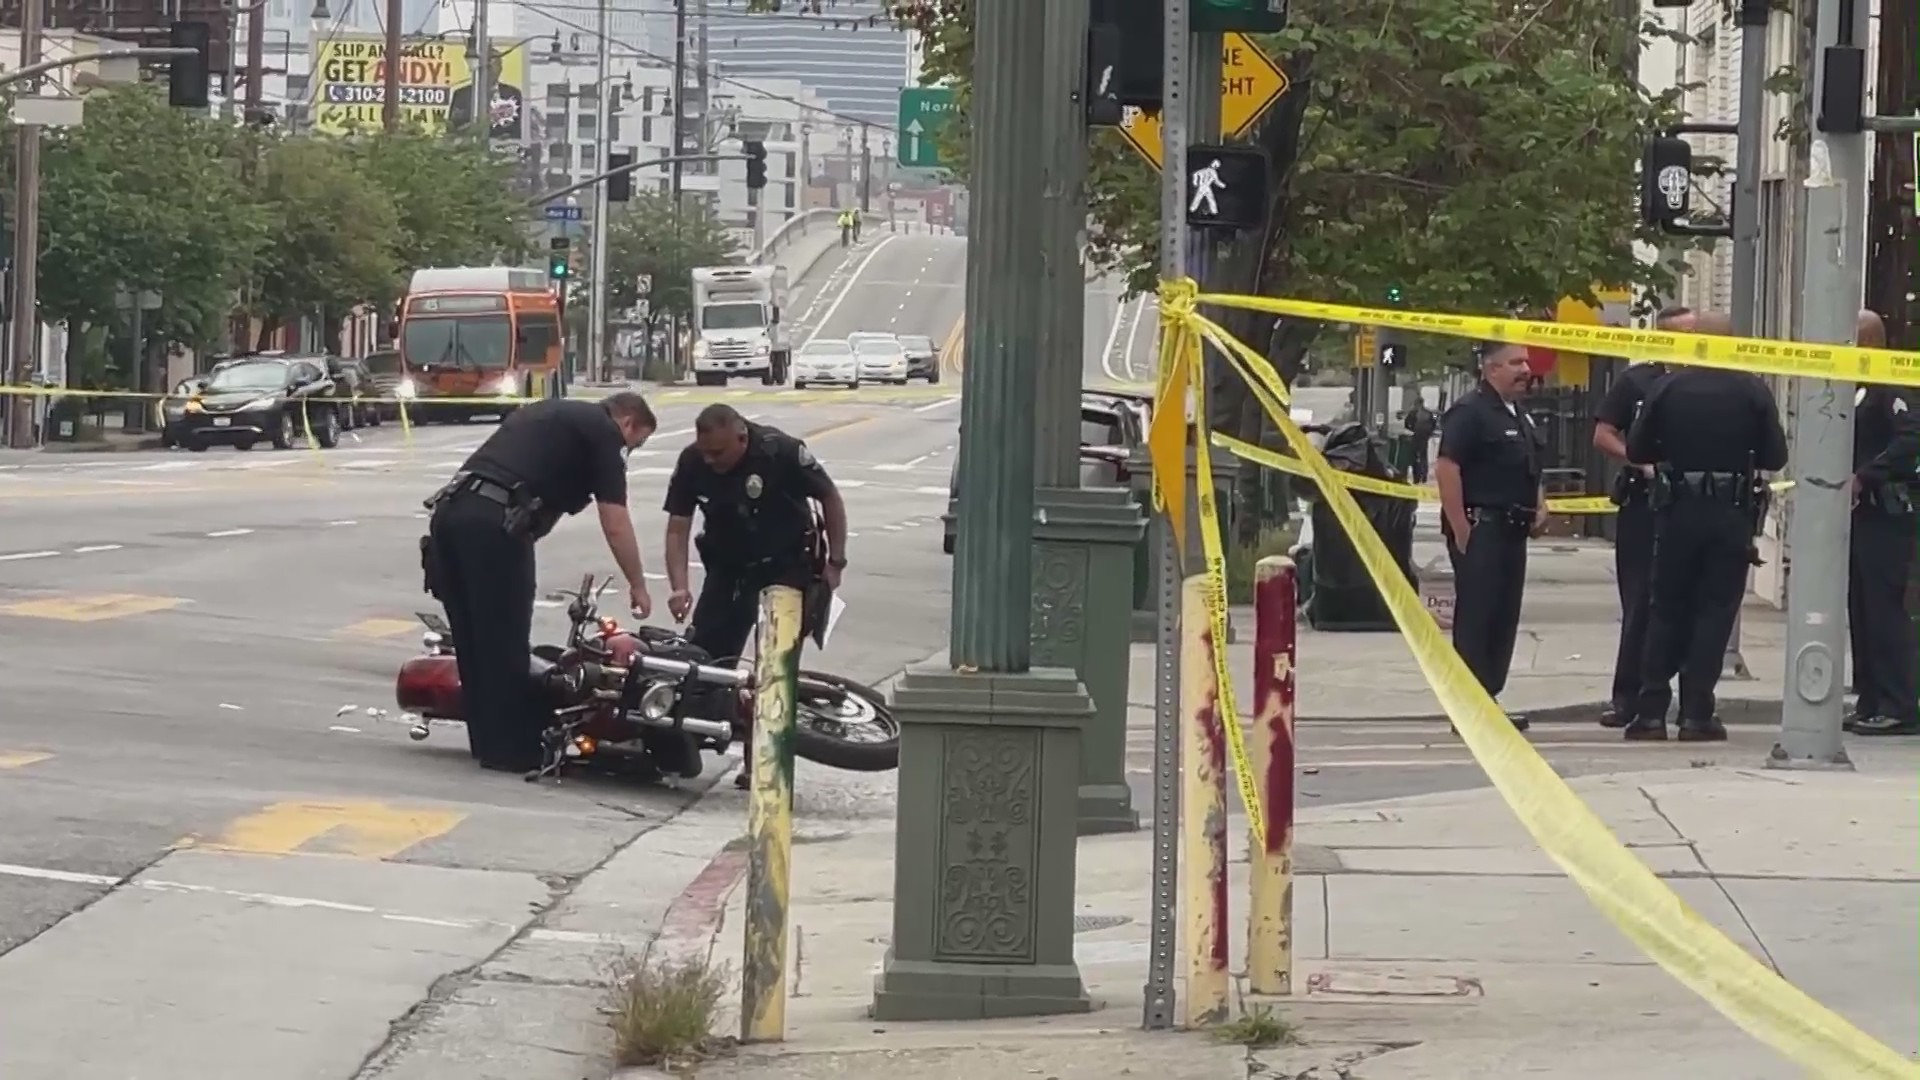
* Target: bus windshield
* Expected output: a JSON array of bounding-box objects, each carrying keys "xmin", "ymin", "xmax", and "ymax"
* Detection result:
[
  {"xmin": 402, "ymin": 314, "xmax": 512, "ymax": 369},
  {"xmin": 701, "ymin": 302, "xmax": 767, "ymax": 331}
]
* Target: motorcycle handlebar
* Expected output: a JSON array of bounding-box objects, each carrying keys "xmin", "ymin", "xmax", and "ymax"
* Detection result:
[{"xmin": 633, "ymin": 653, "xmax": 748, "ymax": 689}]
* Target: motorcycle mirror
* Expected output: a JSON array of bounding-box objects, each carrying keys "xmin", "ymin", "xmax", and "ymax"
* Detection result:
[{"xmin": 577, "ymin": 572, "xmax": 594, "ymax": 599}]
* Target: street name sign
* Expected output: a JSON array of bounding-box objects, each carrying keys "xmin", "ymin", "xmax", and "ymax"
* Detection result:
[
  {"xmin": 543, "ymin": 204, "xmax": 584, "ymax": 221},
  {"xmin": 1118, "ymin": 33, "xmax": 1289, "ymax": 170},
  {"xmin": 897, "ymin": 86, "xmax": 958, "ymax": 169}
]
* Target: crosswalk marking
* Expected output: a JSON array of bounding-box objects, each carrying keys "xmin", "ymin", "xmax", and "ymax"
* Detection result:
[
  {"xmin": 0, "ymin": 751, "xmax": 52, "ymax": 769},
  {"xmin": 195, "ymin": 800, "xmax": 467, "ymax": 860},
  {"xmin": 338, "ymin": 618, "xmax": 421, "ymax": 639},
  {"xmin": 0, "ymin": 593, "xmax": 187, "ymax": 623}
]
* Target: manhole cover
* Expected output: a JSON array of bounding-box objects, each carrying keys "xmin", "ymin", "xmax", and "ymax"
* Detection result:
[{"xmin": 1074, "ymin": 914, "xmax": 1132, "ymax": 933}]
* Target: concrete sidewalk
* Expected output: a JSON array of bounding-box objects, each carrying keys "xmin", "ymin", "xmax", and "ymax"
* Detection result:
[
  {"xmin": 633, "ymin": 742, "xmax": 1919, "ymax": 1078},
  {"xmin": 1137, "ymin": 533, "xmax": 1795, "ymax": 725}
]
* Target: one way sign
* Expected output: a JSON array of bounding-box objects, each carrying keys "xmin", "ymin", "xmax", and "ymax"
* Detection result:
[{"xmin": 1184, "ymin": 145, "xmax": 1269, "ymax": 231}]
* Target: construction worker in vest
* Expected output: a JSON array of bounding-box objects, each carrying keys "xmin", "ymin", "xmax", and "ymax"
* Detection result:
[{"xmin": 837, "ymin": 209, "xmax": 855, "ymax": 246}]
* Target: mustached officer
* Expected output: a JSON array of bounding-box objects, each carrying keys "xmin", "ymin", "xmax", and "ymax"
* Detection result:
[
  {"xmin": 1592, "ymin": 306, "xmax": 1694, "ymax": 728},
  {"xmin": 1623, "ymin": 313, "xmax": 1788, "ymax": 741},
  {"xmin": 1435, "ymin": 342, "xmax": 1547, "ymax": 730},
  {"xmin": 1845, "ymin": 310, "xmax": 1920, "ymax": 737}
]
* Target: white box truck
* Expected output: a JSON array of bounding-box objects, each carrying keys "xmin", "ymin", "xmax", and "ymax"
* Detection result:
[{"xmin": 690, "ymin": 265, "xmax": 790, "ymax": 386}]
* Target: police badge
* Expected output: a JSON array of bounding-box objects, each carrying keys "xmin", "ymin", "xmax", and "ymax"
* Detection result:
[{"xmin": 746, "ymin": 473, "xmax": 764, "ymax": 498}]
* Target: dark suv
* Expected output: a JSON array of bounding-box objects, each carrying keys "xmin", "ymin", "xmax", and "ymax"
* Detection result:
[
  {"xmin": 898, "ymin": 334, "xmax": 940, "ymax": 383},
  {"xmin": 942, "ymin": 390, "xmax": 1149, "ymax": 554},
  {"xmin": 325, "ymin": 355, "xmax": 384, "ymax": 429},
  {"xmin": 177, "ymin": 355, "xmax": 341, "ymax": 451}
]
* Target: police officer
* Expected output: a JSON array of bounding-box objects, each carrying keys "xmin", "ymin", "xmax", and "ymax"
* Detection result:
[
  {"xmin": 1623, "ymin": 314, "xmax": 1788, "ymax": 741},
  {"xmin": 426, "ymin": 392, "xmax": 659, "ymax": 772},
  {"xmin": 1402, "ymin": 397, "xmax": 1438, "ymax": 483},
  {"xmin": 1592, "ymin": 305, "xmax": 1694, "ymax": 728},
  {"xmin": 1845, "ymin": 310, "xmax": 1920, "ymax": 736},
  {"xmin": 662, "ymin": 404, "xmax": 850, "ymax": 786},
  {"xmin": 1435, "ymin": 342, "xmax": 1547, "ymax": 730}
]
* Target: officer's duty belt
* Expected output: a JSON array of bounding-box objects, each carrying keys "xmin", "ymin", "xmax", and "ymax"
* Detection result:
[
  {"xmin": 456, "ymin": 475, "xmax": 518, "ymax": 507},
  {"xmin": 1464, "ymin": 505, "xmax": 1534, "ymax": 528},
  {"xmin": 1667, "ymin": 470, "xmax": 1752, "ymax": 502}
]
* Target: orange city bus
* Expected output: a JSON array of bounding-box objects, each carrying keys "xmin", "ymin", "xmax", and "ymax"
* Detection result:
[{"xmin": 394, "ymin": 266, "xmax": 566, "ymax": 420}]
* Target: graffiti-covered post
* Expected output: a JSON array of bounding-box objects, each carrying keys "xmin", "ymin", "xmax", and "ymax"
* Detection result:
[
  {"xmin": 1180, "ymin": 574, "xmax": 1230, "ymax": 1027},
  {"xmin": 740, "ymin": 584, "xmax": 803, "ymax": 1043},
  {"xmin": 1248, "ymin": 556, "xmax": 1297, "ymax": 995}
]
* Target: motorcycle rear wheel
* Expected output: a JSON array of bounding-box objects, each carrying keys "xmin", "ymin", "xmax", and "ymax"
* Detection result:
[{"xmin": 791, "ymin": 671, "xmax": 899, "ymax": 772}]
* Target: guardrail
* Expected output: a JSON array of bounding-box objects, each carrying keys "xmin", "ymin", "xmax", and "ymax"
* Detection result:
[{"xmin": 750, "ymin": 208, "xmax": 888, "ymax": 264}]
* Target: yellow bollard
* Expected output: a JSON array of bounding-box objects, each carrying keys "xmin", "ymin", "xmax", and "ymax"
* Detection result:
[
  {"xmin": 1180, "ymin": 574, "xmax": 1230, "ymax": 1027},
  {"xmin": 1247, "ymin": 556, "xmax": 1298, "ymax": 995},
  {"xmin": 740, "ymin": 584, "xmax": 804, "ymax": 1043}
]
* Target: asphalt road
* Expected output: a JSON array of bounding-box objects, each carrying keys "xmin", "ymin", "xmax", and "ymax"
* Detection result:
[{"xmin": 0, "ymin": 232, "xmax": 966, "ymax": 1079}]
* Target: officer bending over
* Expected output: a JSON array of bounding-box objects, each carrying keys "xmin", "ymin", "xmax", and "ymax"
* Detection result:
[
  {"xmin": 1435, "ymin": 342, "xmax": 1546, "ymax": 730},
  {"xmin": 662, "ymin": 405, "xmax": 849, "ymax": 786},
  {"xmin": 425, "ymin": 393, "xmax": 658, "ymax": 773},
  {"xmin": 1846, "ymin": 310, "xmax": 1920, "ymax": 737},
  {"xmin": 1592, "ymin": 305, "xmax": 1693, "ymax": 728},
  {"xmin": 1624, "ymin": 316, "xmax": 1787, "ymax": 742}
]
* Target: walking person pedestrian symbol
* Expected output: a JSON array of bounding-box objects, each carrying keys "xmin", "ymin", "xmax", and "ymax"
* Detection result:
[{"xmin": 1190, "ymin": 159, "xmax": 1225, "ymax": 216}]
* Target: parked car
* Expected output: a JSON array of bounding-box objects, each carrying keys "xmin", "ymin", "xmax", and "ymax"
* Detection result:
[
  {"xmin": 850, "ymin": 333, "xmax": 909, "ymax": 385},
  {"xmin": 175, "ymin": 355, "xmax": 342, "ymax": 452},
  {"xmin": 897, "ymin": 334, "xmax": 940, "ymax": 383},
  {"xmin": 325, "ymin": 355, "xmax": 383, "ymax": 429},
  {"xmin": 942, "ymin": 389, "xmax": 1150, "ymax": 554},
  {"xmin": 361, "ymin": 349, "xmax": 404, "ymax": 421},
  {"xmin": 159, "ymin": 375, "xmax": 210, "ymax": 449},
  {"xmin": 792, "ymin": 338, "xmax": 860, "ymax": 390}
]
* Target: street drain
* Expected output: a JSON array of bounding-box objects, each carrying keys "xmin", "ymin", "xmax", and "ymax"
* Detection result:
[{"xmin": 1074, "ymin": 914, "xmax": 1131, "ymax": 933}]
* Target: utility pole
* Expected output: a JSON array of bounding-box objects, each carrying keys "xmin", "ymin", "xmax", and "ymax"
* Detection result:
[
  {"xmin": 472, "ymin": 0, "xmax": 492, "ymax": 150},
  {"xmin": 244, "ymin": 0, "xmax": 264, "ymax": 116},
  {"xmin": 1142, "ymin": 0, "xmax": 1190, "ymax": 1033},
  {"xmin": 586, "ymin": 0, "xmax": 613, "ymax": 383},
  {"xmin": 6, "ymin": 0, "xmax": 45, "ymax": 448},
  {"xmin": 1769, "ymin": 0, "xmax": 1870, "ymax": 771},
  {"xmin": 667, "ymin": 0, "xmax": 688, "ymax": 378},
  {"xmin": 858, "ymin": 122, "xmax": 872, "ymax": 212},
  {"xmin": 1721, "ymin": 0, "xmax": 1770, "ymax": 680},
  {"xmin": 382, "ymin": 0, "xmax": 402, "ymax": 131}
]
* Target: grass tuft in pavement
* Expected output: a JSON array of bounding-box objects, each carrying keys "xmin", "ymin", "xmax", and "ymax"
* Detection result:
[
  {"xmin": 606, "ymin": 950, "xmax": 733, "ymax": 1069},
  {"xmin": 1212, "ymin": 1003, "xmax": 1301, "ymax": 1049},
  {"xmin": 1225, "ymin": 524, "xmax": 1300, "ymax": 605}
]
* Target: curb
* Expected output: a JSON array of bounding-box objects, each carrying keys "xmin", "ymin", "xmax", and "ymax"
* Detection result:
[
  {"xmin": 1128, "ymin": 696, "xmax": 1787, "ymax": 727},
  {"xmin": 37, "ymin": 437, "xmax": 165, "ymax": 453}
]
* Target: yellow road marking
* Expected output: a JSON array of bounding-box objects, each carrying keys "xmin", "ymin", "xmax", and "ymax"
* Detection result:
[
  {"xmin": 195, "ymin": 800, "xmax": 467, "ymax": 860},
  {"xmin": 802, "ymin": 416, "xmax": 874, "ymax": 440},
  {"xmin": 0, "ymin": 594, "xmax": 187, "ymax": 622},
  {"xmin": 338, "ymin": 617, "xmax": 420, "ymax": 639},
  {"xmin": 0, "ymin": 751, "xmax": 52, "ymax": 769},
  {"xmin": 940, "ymin": 316, "xmax": 965, "ymax": 373}
]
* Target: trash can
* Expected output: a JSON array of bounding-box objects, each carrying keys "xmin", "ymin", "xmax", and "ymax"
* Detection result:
[{"xmin": 1305, "ymin": 423, "xmax": 1417, "ymax": 632}]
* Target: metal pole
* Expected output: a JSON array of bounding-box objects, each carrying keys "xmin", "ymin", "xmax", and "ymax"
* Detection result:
[
  {"xmin": 1722, "ymin": 0, "xmax": 1770, "ymax": 680},
  {"xmin": 1142, "ymin": 0, "xmax": 1188, "ymax": 1033},
  {"xmin": 739, "ymin": 584, "xmax": 802, "ymax": 1042},
  {"xmin": 1768, "ymin": 0, "xmax": 1868, "ymax": 771},
  {"xmin": 381, "ymin": 0, "xmax": 402, "ymax": 132},
  {"xmin": 224, "ymin": 6, "xmax": 239, "ymax": 120},
  {"xmin": 6, "ymin": 0, "xmax": 44, "ymax": 449},
  {"xmin": 586, "ymin": 0, "xmax": 611, "ymax": 384},
  {"xmin": 472, "ymin": 0, "xmax": 491, "ymax": 150},
  {"xmin": 244, "ymin": 0, "xmax": 263, "ymax": 115},
  {"xmin": 667, "ymin": 0, "xmax": 688, "ymax": 378},
  {"xmin": 859, "ymin": 122, "xmax": 872, "ymax": 212}
]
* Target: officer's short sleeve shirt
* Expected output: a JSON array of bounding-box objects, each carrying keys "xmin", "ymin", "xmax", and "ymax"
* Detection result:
[
  {"xmin": 1437, "ymin": 386, "xmax": 1540, "ymax": 507},
  {"xmin": 1597, "ymin": 364, "xmax": 1661, "ymax": 434},
  {"xmin": 462, "ymin": 398, "xmax": 627, "ymax": 515}
]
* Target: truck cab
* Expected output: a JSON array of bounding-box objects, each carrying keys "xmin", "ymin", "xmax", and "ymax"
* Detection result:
[{"xmin": 690, "ymin": 265, "xmax": 790, "ymax": 387}]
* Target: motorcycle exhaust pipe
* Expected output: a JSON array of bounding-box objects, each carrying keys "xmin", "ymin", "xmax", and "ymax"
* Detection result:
[
  {"xmin": 623, "ymin": 711, "xmax": 731, "ymax": 741},
  {"xmin": 634, "ymin": 654, "xmax": 749, "ymax": 688}
]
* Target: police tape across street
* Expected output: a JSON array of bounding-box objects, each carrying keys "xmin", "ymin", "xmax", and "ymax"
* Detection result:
[{"xmin": 1146, "ymin": 278, "xmax": 1919, "ymax": 1079}]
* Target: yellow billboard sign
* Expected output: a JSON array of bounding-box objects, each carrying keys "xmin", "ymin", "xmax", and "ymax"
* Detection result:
[{"xmin": 312, "ymin": 36, "xmax": 527, "ymax": 139}]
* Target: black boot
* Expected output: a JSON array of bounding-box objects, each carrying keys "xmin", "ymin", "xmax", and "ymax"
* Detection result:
[
  {"xmin": 1599, "ymin": 705, "xmax": 1631, "ymax": 730},
  {"xmin": 1622, "ymin": 715, "xmax": 1668, "ymax": 741},
  {"xmin": 1676, "ymin": 715, "xmax": 1728, "ymax": 742},
  {"xmin": 1853, "ymin": 715, "xmax": 1920, "ymax": 736}
]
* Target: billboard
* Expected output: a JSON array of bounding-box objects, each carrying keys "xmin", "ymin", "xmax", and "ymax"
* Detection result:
[{"xmin": 312, "ymin": 36, "xmax": 526, "ymax": 140}]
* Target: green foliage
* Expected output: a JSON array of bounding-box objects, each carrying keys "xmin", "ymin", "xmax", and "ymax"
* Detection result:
[
  {"xmin": 603, "ymin": 190, "xmax": 740, "ymax": 323},
  {"xmin": 346, "ymin": 129, "xmax": 534, "ymax": 273},
  {"xmin": 894, "ymin": 0, "xmax": 1682, "ymax": 315},
  {"xmin": 250, "ymin": 136, "xmax": 401, "ymax": 324}
]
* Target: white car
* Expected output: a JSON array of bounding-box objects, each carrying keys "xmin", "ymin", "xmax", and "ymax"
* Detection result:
[
  {"xmin": 850, "ymin": 333, "xmax": 909, "ymax": 385},
  {"xmin": 792, "ymin": 338, "xmax": 860, "ymax": 389}
]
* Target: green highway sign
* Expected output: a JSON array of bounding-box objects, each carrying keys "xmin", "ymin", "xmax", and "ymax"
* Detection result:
[{"xmin": 897, "ymin": 86, "xmax": 957, "ymax": 169}]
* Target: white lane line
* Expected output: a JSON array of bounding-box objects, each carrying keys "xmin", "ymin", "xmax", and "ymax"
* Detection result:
[
  {"xmin": 914, "ymin": 485, "xmax": 949, "ymax": 495},
  {"xmin": 836, "ymin": 479, "xmax": 868, "ymax": 488},
  {"xmin": 205, "ymin": 528, "xmax": 253, "ymax": 538},
  {"xmin": 1098, "ymin": 291, "xmax": 1128, "ymax": 383},
  {"xmin": 629, "ymin": 466, "xmax": 674, "ymax": 477},
  {"xmin": 0, "ymin": 550, "xmax": 60, "ymax": 562},
  {"xmin": 904, "ymin": 452, "xmax": 935, "ymax": 467},
  {"xmin": 72, "ymin": 544, "xmax": 123, "ymax": 554},
  {"xmin": 327, "ymin": 520, "xmax": 358, "ymax": 527},
  {"xmin": 133, "ymin": 461, "xmax": 197, "ymax": 472},
  {"xmin": 871, "ymin": 463, "xmax": 913, "ymax": 472},
  {"xmin": 883, "ymin": 524, "xmax": 904, "ymax": 532},
  {"xmin": 804, "ymin": 236, "xmax": 899, "ymax": 346},
  {"xmin": 913, "ymin": 396, "xmax": 960, "ymax": 413}
]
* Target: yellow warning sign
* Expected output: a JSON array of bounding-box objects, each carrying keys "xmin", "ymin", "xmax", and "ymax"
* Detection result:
[
  {"xmin": 1117, "ymin": 33, "xmax": 1291, "ymax": 171},
  {"xmin": 1355, "ymin": 326, "xmax": 1378, "ymax": 369}
]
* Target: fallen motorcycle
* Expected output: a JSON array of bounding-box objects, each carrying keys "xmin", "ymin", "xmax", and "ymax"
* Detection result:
[{"xmin": 393, "ymin": 573, "xmax": 899, "ymax": 780}]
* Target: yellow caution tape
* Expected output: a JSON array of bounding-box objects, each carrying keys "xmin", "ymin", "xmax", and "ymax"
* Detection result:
[
  {"xmin": 1196, "ymin": 292, "xmax": 1920, "ymax": 387},
  {"xmin": 1158, "ymin": 282, "xmax": 1919, "ymax": 1079}
]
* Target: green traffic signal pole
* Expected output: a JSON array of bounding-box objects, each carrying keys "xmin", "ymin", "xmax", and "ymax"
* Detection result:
[{"xmin": 524, "ymin": 152, "xmax": 750, "ymax": 208}]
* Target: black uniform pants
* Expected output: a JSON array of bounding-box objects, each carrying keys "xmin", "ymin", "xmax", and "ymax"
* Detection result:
[
  {"xmin": 689, "ymin": 567, "xmax": 811, "ymax": 748},
  {"xmin": 1410, "ymin": 441, "xmax": 1431, "ymax": 485},
  {"xmin": 1446, "ymin": 517, "xmax": 1529, "ymax": 699},
  {"xmin": 1848, "ymin": 507, "xmax": 1920, "ymax": 723},
  {"xmin": 1636, "ymin": 500, "xmax": 1749, "ymax": 723},
  {"xmin": 1609, "ymin": 498, "xmax": 1657, "ymax": 713},
  {"xmin": 430, "ymin": 494, "xmax": 540, "ymax": 767}
]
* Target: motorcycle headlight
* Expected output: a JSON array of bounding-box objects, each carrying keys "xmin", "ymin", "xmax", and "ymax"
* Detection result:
[
  {"xmin": 639, "ymin": 683, "xmax": 677, "ymax": 720},
  {"xmin": 395, "ymin": 378, "xmax": 417, "ymax": 400}
]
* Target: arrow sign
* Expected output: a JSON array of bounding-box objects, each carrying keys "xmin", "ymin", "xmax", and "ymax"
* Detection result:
[
  {"xmin": 906, "ymin": 119, "xmax": 924, "ymax": 164},
  {"xmin": 544, "ymin": 205, "xmax": 583, "ymax": 222},
  {"xmin": 896, "ymin": 87, "xmax": 956, "ymax": 168}
]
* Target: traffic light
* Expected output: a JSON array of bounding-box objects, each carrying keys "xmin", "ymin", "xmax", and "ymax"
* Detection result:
[
  {"xmin": 607, "ymin": 151, "xmax": 633, "ymax": 203},
  {"xmin": 743, "ymin": 140, "xmax": 767, "ymax": 191},
  {"xmin": 1385, "ymin": 285, "xmax": 1404, "ymax": 305},
  {"xmin": 548, "ymin": 236, "xmax": 570, "ymax": 280},
  {"xmin": 168, "ymin": 21, "xmax": 212, "ymax": 108}
]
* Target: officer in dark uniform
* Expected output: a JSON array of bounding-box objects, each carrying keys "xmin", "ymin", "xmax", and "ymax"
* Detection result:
[
  {"xmin": 1435, "ymin": 342, "xmax": 1547, "ymax": 730},
  {"xmin": 662, "ymin": 404, "xmax": 850, "ymax": 786},
  {"xmin": 1402, "ymin": 398, "xmax": 1438, "ymax": 483},
  {"xmin": 425, "ymin": 392, "xmax": 659, "ymax": 772},
  {"xmin": 1592, "ymin": 306, "xmax": 1694, "ymax": 728},
  {"xmin": 1624, "ymin": 316, "xmax": 1788, "ymax": 741},
  {"xmin": 1845, "ymin": 310, "xmax": 1920, "ymax": 736}
]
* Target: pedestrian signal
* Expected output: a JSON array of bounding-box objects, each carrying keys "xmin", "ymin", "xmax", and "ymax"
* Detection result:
[
  {"xmin": 1183, "ymin": 145, "xmax": 1269, "ymax": 231},
  {"xmin": 1640, "ymin": 136, "xmax": 1694, "ymax": 231},
  {"xmin": 168, "ymin": 21, "xmax": 212, "ymax": 109},
  {"xmin": 744, "ymin": 140, "xmax": 768, "ymax": 191}
]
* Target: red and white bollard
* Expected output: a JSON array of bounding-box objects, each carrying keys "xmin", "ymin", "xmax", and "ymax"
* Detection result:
[
  {"xmin": 1248, "ymin": 556, "xmax": 1297, "ymax": 995},
  {"xmin": 1179, "ymin": 574, "xmax": 1231, "ymax": 1027}
]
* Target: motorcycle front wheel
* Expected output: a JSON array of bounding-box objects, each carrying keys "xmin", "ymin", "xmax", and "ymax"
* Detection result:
[{"xmin": 790, "ymin": 671, "xmax": 899, "ymax": 772}]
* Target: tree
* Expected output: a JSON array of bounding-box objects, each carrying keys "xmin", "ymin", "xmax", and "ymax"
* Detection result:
[
  {"xmin": 602, "ymin": 190, "xmax": 740, "ymax": 371},
  {"xmin": 348, "ymin": 129, "xmax": 534, "ymax": 281},
  {"xmin": 248, "ymin": 136, "xmax": 401, "ymax": 348},
  {"xmin": 36, "ymin": 86, "xmax": 266, "ymax": 381}
]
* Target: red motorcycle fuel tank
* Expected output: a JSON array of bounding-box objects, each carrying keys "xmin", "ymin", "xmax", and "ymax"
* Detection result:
[{"xmin": 396, "ymin": 655, "xmax": 464, "ymax": 720}]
